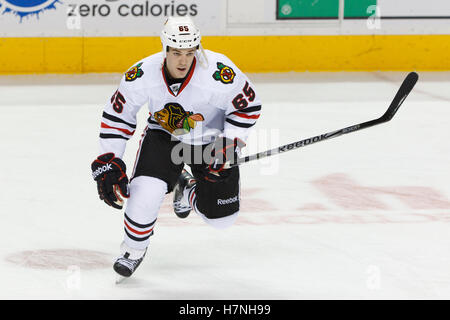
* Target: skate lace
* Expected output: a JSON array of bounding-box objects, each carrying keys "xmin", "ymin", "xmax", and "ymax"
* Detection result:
[
  {"xmin": 174, "ymin": 200, "xmax": 191, "ymax": 213},
  {"xmin": 116, "ymin": 257, "xmax": 140, "ymax": 272}
]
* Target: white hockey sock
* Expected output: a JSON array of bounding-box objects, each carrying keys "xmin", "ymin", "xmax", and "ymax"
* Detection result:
[
  {"xmin": 119, "ymin": 241, "xmax": 146, "ymax": 260},
  {"xmin": 123, "ymin": 176, "xmax": 167, "ymax": 251}
]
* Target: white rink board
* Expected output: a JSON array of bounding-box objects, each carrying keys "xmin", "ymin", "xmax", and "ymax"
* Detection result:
[
  {"xmin": 378, "ymin": 0, "xmax": 450, "ymax": 16},
  {"xmin": 0, "ymin": 72, "xmax": 449, "ymax": 299},
  {"xmin": 2, "ymin": 0, "xmax": 450, "ymax": 37}
]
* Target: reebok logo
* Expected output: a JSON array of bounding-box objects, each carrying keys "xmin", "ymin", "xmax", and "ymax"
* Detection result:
[
  {"xmin": 217, "ymin": 196, "xmax": 238, "ymax": 205},
  {"xmin": 92, "ymin": 163, "xmax": 113, "ymax": 179}
]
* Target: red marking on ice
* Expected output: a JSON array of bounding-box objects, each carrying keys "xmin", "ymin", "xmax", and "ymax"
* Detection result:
[
  {"xmin": 312, "ymin": 173, "xmax": 450, "ymax": 210},
  {"xmin": 297, "ymin": 203, "xmax": 329, "ymax": 211},
  {"xmin": 5, "ymin": 249, "xmax": 111, "ymax": 270},
  {"xmin": 269, "ymin": 212, "xmax": 450, "ymax": 225},
  {"xmin": 141, "ymin": 178, "xmax": 450, "ymax": 226},
  {"xmin": 158, "ymin": 188, "xmax": 276, "ymax": 214}
]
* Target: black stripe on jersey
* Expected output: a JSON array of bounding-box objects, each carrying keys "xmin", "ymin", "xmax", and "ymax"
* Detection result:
[
  {"xmin": 99, "ymin": 133, "xmax": 130, "ymax": 140},
  {"xmin": 146, "ymin": 115, "xmax": 160, "ymax": 126},
  {"xmin": 102, "ymin": 112, "xmax": 137, "ymax": 129},
  {"xmin": 125, "ymin": 213, "xmax": 156, "ymax": 229},
  {"xmin": 124, "ymin": 228, "xmax": 153, "ymax": 242},
  {"xmin": 148, "ymin": 120, "xmax": 159, "ymax": 125},
  {"xmin": 225, "ymin": 118, "xmax": 256, "ymax": 128},
  {"xmin": 234, "ymin": 105, "xmax": 262, "ymax": 114},
  {"xmin": 193, "ymin": 198, "xmax": 198, "ymax": 211}
]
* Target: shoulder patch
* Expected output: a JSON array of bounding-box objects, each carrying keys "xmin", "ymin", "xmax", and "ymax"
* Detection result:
[
  {"xmin": 125, "ymin": 62, "xmax": 144, "ymax": 82},
  {"xmin": 212, "ymin": 62, "xmax": 235, "ymax": 84}
]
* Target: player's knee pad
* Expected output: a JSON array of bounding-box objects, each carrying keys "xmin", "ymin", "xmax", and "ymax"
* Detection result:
[
  {"xmin": 195, "ymin": 192, "xmax": 240, "ymax": 220},
  {"xmin": 192, "ymin": 166, "xmax": 240, "ymax": 219},
  {"xmin": 126, "ymin": 176, "xmax": 167, "ymax": 217}
]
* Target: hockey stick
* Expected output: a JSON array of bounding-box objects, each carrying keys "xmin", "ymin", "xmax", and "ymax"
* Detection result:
[{"xmin": 228, "ymin": 72, "xmax": 419, "ymax": 168}]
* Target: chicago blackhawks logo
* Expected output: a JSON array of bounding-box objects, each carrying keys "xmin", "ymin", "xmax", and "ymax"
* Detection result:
[
  {"xmin": 125, "ymin": 62, "xmax": 144, "ymax": 82},
  {"xmin": 212, "ymin": 62, "xmax": 235, "ymax": 84},
  {"xmin": 154, "ymin": 103, "xmax": 204, "ymax": 136}
]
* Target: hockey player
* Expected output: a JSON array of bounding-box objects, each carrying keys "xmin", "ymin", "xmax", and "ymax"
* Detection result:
[{"xmin": 91, "ymin": 16, "xmax": 261, "ymax": 278}]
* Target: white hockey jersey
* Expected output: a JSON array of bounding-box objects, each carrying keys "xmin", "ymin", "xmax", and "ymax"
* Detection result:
[{"xmin": 99, "ymin": 50, "xmax": 262, "ymax": 159}]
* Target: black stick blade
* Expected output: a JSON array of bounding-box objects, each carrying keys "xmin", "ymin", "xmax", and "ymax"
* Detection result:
[{"xmin": 382, "ymin": 72, "xmax": 419, "ymax": 122}]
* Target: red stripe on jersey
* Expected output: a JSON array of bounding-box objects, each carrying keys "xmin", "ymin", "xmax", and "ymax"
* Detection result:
[
  {"xmin": 124, "ymin": 220, "xmax": 153, "ymax": 235},
  {"xmin": 178, "ymin": 58, "xmax": 196, "ymax": 95},
  {"xmin": 162, "ymin": 58, "xmax": 197, "ymax": 97},
  {"xmin": 101, "ymin": 122, "xmax": 135, "ymax": 136},
  {"xmin": 189, "ymin": 190, "xmax": 196, "ymax": 207},
  {"xmin": 132, "ymin": 126, "xmax": 148, "ymax": 178},
  {"xmin": 231, "ymin": 112, "xmax": 260, "ymax": 119}
]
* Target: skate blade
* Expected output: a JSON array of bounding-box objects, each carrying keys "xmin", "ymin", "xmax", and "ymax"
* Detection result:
[{"xmin": 115, "ymin": 274, "xmax": 127, "ymax": 284}]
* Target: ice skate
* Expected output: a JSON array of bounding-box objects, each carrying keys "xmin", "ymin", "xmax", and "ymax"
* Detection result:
[
  {"xmin": 113, "ymin": 242, "xmax": 147, "ymax": 282},
  {"xmin": 173, "ymin": 169, "xmax": 196, "ymax": 218}
]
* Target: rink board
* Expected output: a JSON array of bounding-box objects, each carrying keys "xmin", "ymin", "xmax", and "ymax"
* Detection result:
[{"xmin": 1, "ymin": 34, "xmax": 450, "ymax": 74}]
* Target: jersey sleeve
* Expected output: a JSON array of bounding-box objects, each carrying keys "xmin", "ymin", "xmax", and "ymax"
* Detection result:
[
  {"xmin": 98, "ymin": 64, "xmax": 148, "ymax": 159},
  {"xmin": 221, "ymin": 63, "xmax": 262, "ymax": 143}
]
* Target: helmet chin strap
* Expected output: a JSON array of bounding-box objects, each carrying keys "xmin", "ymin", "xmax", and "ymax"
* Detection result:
[{"xmin": 196, "ymin": 44, "xmax": 209, "ymax": 68}]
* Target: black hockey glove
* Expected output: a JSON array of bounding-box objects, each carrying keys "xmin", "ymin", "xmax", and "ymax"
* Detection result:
[
  {"xmin": 203, "ymin": 137, "xmax": 245, "ymax": 183},
  {"xmin": 91, "ymin": 153, "xmax": 129, "ymax": 209}
]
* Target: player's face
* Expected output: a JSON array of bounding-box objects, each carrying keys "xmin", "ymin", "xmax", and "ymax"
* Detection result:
[{"xmin": 166, "ymin": 47, "xmax": 196, "ymax": 79}]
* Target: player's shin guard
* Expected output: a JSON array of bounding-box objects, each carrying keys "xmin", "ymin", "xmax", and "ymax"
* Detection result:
[
  {"xmin": 185, "ymin": 187, "xmax": 239, "ymax": 229},
  {"xmin": 123, "ymin": 176, "xmax": 165, "ymax": 250},
  {"xmin": 123, "ymin": 213, "xmax": 156, "ymax": 248}
]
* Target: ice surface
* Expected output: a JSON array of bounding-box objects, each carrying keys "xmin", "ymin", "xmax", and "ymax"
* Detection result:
[{"xmin": 0, "ymin": 71, "xmax": 449, "ymax": 299}]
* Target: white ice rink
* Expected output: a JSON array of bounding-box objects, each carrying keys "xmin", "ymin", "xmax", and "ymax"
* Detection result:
[{"xmin": 0, "ymin": 71, "xmax": 449, "ymax": 300}]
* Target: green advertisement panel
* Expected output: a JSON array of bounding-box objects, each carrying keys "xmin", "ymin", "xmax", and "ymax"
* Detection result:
[
  {"xmin": 345, "ymin": 0, "xmax": 378, "ymax": 18},
  {"xmin": 277, "ymin": 0, "xmax": 377, "ymax": 19}
]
